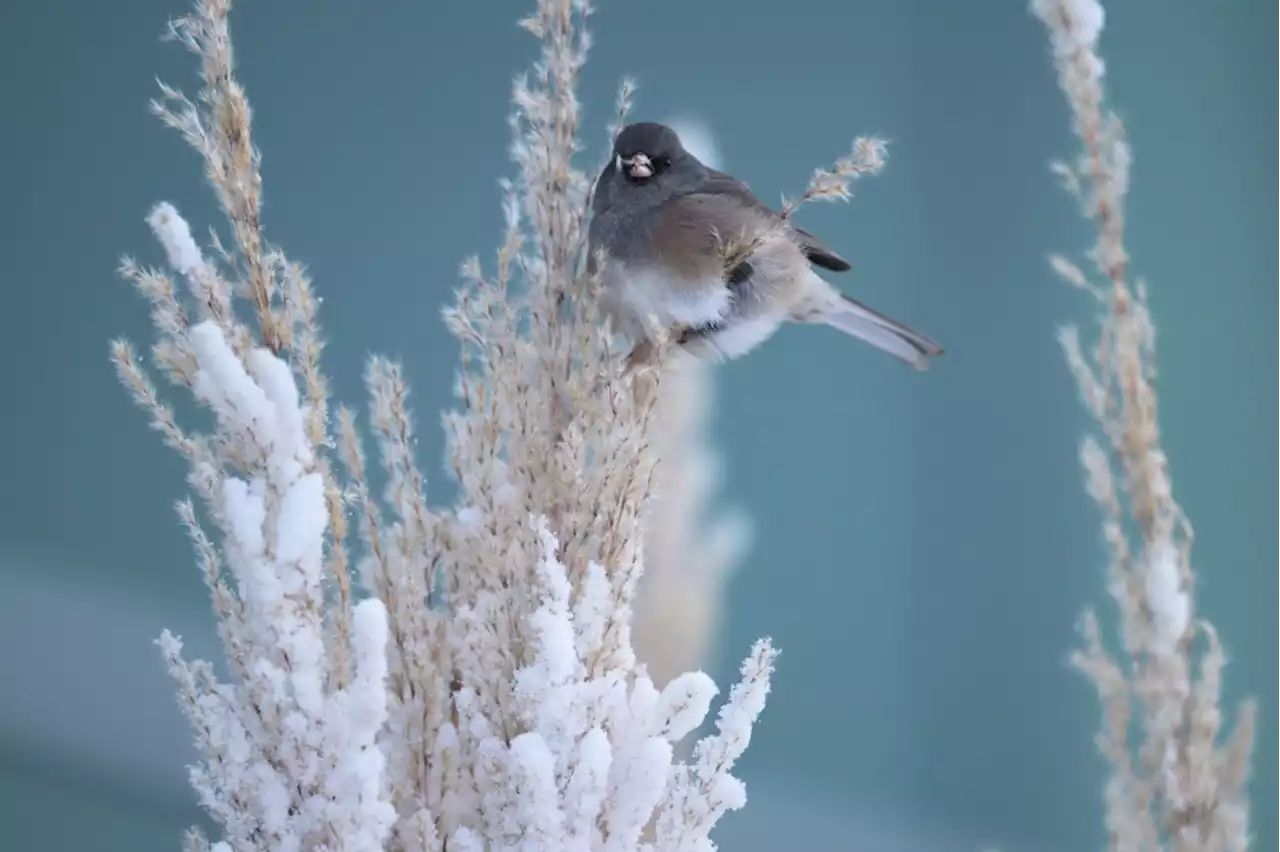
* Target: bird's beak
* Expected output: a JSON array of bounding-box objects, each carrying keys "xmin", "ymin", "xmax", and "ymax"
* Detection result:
[{"xmin": 617, "ymin": 152, "xmax": 654, "ymax": 179}]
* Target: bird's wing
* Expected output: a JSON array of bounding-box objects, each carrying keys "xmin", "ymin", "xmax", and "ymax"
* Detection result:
[
  {"xmin": 648, "ymin": 190, "xmax": 765, "ymax": 284},
  {"xmin": 790, "ymin": 226, "xmax": 852, "ymax": 272},
  {"xmin": 699, "ymin": 168, "xmax": 851, "ymax": 273}
]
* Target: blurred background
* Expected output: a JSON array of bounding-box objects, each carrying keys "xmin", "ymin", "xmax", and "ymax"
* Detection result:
[{"xmin": 0, "ymin": 0, "xmax": 1274, "ymax": 850}]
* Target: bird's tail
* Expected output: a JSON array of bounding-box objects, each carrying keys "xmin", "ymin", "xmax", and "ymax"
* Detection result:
[{"xmin": 813, "ymin": 294, "xmax": 944, "ymax": 371}]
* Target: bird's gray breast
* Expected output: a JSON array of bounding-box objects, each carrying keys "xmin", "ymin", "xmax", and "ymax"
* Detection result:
[{"xmin": 588, "ymin": 196, "xmax": 659, "ymax": 268}]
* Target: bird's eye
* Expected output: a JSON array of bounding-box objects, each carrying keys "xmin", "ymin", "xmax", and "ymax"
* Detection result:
[{"xmin": 658, "ymin": 156, "xmax": 673, "ymax": 169}]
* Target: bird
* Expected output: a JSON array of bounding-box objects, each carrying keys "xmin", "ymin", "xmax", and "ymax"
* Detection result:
[{"xmin": 587, "ymin": 121, "xmax": 944, "ymax": 369}]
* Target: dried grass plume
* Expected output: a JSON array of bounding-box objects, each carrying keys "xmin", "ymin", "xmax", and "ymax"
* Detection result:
[
  {"xmin": 108, "ymin": 0, "xmax": 813, "ymax": 849},
  {"xmin": 1032, "ymin": 2, "xmax": 1256, "ymax": 850}
]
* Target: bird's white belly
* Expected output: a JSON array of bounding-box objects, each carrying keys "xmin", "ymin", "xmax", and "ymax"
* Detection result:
[
  {"xmin": 606, "ymin": 263, "xmax": 731, "ymax": 333},
  {"xmin": 699, "ymin": 314, "xmax": 785, "ymax": 359}
]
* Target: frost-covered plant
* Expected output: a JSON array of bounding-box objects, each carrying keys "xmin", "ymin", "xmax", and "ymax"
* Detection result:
[
  {"xmin": 1031, "ymin": 2, "xmax": 1256, "ymax": 850},
  {"xmin": 112, "ymin": 0, "xmax": 784, "ymax": 849}
]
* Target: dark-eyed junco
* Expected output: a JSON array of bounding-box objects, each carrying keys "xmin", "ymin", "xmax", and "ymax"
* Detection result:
[{"xmin": 588, "ymin": 122, "xmax": 943, "ymax": 369}]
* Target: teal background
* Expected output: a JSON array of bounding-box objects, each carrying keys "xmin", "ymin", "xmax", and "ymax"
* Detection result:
[{"xmin": 0, "ymin": 1, "xmax": 1273, "ymax": 850}]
